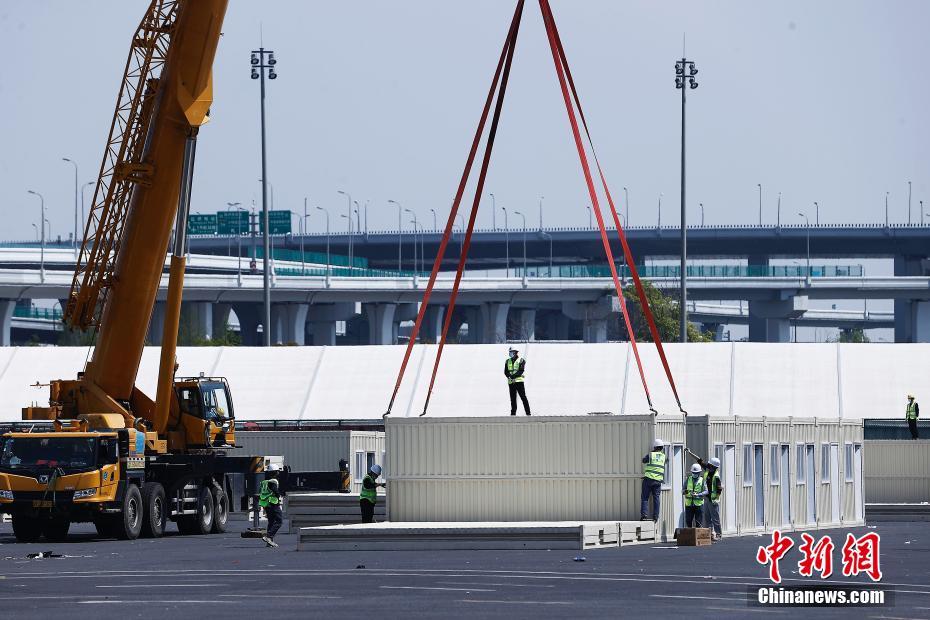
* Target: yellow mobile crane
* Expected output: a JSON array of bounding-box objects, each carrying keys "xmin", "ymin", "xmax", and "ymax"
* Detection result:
[{"xmin": 0, "ymin": 0, "xmax": 266, "ymax": 542}]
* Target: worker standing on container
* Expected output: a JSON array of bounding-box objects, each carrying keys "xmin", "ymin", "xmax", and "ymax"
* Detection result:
[
  {"xmin": 360, "ymin": 464, "xmax": 386, "ymax": 524},
  {"xmin": 906, "ymin": 394, "xmax": 919, "ymax": 439},
  {"xmin": 702, "ymin": 457, "xmax": 723, "ymax": 541},
  {"xmin": 640, "ymin": 440, "xmax": 666, "ymax": 522},
  {"xmin": 683, "ymin": 463, "xmax": 706, "ymax": 528},
  {"xmin": 260, "ymin": 463, "xmax": 283, "ymax": 548},
  {"xmin": 505, "ymin": 347, "xmax": 531, "ymax": 415}
]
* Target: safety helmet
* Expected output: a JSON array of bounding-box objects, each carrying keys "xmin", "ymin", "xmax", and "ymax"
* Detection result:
[
  {"xmin": 509, "ymin": 347, "xmax": 518, "ymax": 354},
  {"xmin": 690, "ymin": 463, "xmax": 702, "ymax": 474},
  {"xmin": 266, "ymin": 462, "xmax": 281, "ymax": 472},
  {"xmin": 708, "ymin": 457, "xmax": 721, "ymax": 468},
  {"xmin": 370, "ymin": 464, "xmax": 382, "ymax": 476},
  {"xmin": 908, "ymin": 394, "xmax": 915, "ymax": 400},
  {"xmin": 653, "ymin": 439, "xmax": 665, "ymax": 449}
]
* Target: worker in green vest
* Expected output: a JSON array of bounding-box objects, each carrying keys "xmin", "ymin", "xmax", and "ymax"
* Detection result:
[
  {"xmin": 702, "ymin": 457, "xmax": 723, "ymax": 541},
  {"xmin": 360, "ymin": 464, "xmax": 386, "ymax": 524},
  {"xmin": 907, "ymin": 394, "xmax": 920, "ymax": 439},
  {"xmin": 640, "ymin": 439, "xmax": 666, "ymax": 522},
  {"xmin": 260, "ymin": 463, "xmax": 283, "ymax": 548},
  {"xmin": 683, "ymin": 463, "xmax": 707, "ymax": 528},
  {"xmin": 505, "ymin": 347, "xmax": 531, "ymax": 415}
]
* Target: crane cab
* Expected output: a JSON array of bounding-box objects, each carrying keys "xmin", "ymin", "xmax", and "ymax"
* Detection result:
[{"xmin": 170, "ymin": 376, "xmax": 237, "ymax": 451}]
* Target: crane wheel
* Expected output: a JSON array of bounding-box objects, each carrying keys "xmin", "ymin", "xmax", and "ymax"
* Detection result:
[
  {"xmin": 115, "ymin": 484, "xmax": 143, "ymax": 540},
  {"xmin": 211, "ymin": 485, "xmax": 228, "ymax": 534},
  {"xmin": 42, "ymin": 517, "xmax": 71, "ymax": 542},
  {"xmin": 177, "ymin": 485, "xmax": 214, "ymax": 535},
  {"xmin": 11, "ymin": 515, "xmax": 42, "ymax": 543},
  {"xmin": 140, "ymin": 482, "xmax": 166, "ymax": 538}
]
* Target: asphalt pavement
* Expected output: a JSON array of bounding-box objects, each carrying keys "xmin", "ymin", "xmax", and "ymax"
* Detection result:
[{"xmin": 0, "ymin": 518, "xmax": 926, "ymax": 619}]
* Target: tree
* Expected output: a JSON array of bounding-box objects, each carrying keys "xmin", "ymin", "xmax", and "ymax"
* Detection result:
[
  {"xmin": 615, "ymin": 281, "xmax": 713, "ymax": 343},
  {"xmin": 833, "ymin": 328, "xmax": 870, "ymax": 343}
]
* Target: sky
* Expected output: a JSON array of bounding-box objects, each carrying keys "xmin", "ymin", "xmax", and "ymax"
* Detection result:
[{"xmin": 1, "ymin": 0, "xmax": 928, "ymax": 244}]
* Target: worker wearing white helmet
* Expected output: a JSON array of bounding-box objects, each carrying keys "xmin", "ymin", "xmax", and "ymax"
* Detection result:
[
  {"xmin": 906, "ymin": 394, "xmax": 919, "ymax": 439},
  {"xmin": 702, "ymin": 457, "xmax": 724, "ymax": 541},
  {"xmin": 505, "ymin": 347, "xmax": 531, "ymax": 416},
  {"xmin": 640, "ymin": 439, "xmax": 666, "ymax": 522},
  {"xmin": 260, "ymin": 463, "xmax": 284, "ymax": 548},
  {"xmin": 360, "ymin": 463, "xmax": 387, "ymax": 523},
  {"xmin": 683, "ymin": 462, "xmax": 707, "ymax": 528}
]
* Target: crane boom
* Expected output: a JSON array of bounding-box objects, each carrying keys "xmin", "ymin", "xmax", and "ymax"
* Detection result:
[{"xmin": 75, "ymin": 0, "xmax": 227, "ymax": 406}]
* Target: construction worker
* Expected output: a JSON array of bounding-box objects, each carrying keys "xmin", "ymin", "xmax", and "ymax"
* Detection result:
[
  {"xmin": 906, "ymin": 394, "xmax": 920, "ymax": 439},
  {"xmin": 360, "ymin": 464, "xmax": 386, "ymax": 524},
  {"xmin": 640, "ymin": 440, "xmax": 666, "ymax": 522},
  {"xmin": 683, "ymin": 463, "xmax": 707, "ymax": 528},
  {"xmin": 260, "ymin": 463, "xmax": 283, "ymax": 548},
  {"xmin": 703, "ymin": 457, "xmax": 723, "ymax": 541},
  {"xmin": 505, "ymin": 347, "xmax": 531, "ymax": 416}
]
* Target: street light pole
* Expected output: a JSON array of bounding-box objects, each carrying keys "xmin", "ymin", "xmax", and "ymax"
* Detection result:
[
  {"xmin": 798, "ymin": 212, "xmax": 810, "ymax": 280},
  {"xmin": 489, "ymin": 193, "xmax": 496, "ymax": 230},
  {"xmin": 814, "ymin": 201, "xmax": 819, "ymax": 227},
  {"xmin": 225, "ymin": 201, "xmax": 242, "ymax": 257},
  {"xmin": 501, "ymin": 205, "xmax": 510, "ymax": 277},
  {"xmin": 658, "ymin": 193, "xmax": 663, "ymax": 229},
  {"xmin": 404, "ymin": 209, "xmax": 418, "ymax": 273},
  {"xmin": 429, "ymin": 208, "xmax": 437, "ymax": 232},
  {"xmin": 908, "ymin": 180, "xmax": 912, "ymax": 225},
  {"xmin": 388, "ymin": 199, "xmax": 402, "ymax": 271},
  {"xmin": 338, "ymin": 190, "xmax": 352, "ymax": 269},
  {"xmin": 302, "ymin": 198, "xmax": 309, "ymax": 275},
  {"xmin": 757, "ymin": 183, "xmax": 762, "ymax": 226},
  {"xmin": 623, "ymin": 187, "xmax": 630, "ymax": 227},
  {"xmin": 700, "ymin": 202, "xmax": 704, "ymax": 227},
  {"xmin": 540, "ymin": 230, "xmax": 553, "ymax": 276},
  {"xmin": 676, "ymin": 56, "xmax": 698, "ymax": 343},
  {"xmin": 538, "ymin": 196, "xmax": 544, "ymax": 230},
  {"xmin": 885, "ymin": 192, "xmax": 889, "ymax": 227},
  {"xmin": 777, "ymin": 192, "xmax": 781, "ymax": 228},
  {"xmin": 251, "ymin": 46, "xmax": 278, "ymax": 346},
  {"xmin": 514, "ymin": 210, "xmax": 527, "ymax": 278},
  {"xmin": 586, "ymin": 205, "xmax": 592, "ymax": 228},
  {"xmin": 316, "ymin": 206, "xmax": 330, "ymax": 282},
  {"xmin": 62, "ymin": 158, "xmax": 78, "ymax": 251},
  {"xmin": 28, "ymin": 190, "xmax": 45, "ymax": 282}
]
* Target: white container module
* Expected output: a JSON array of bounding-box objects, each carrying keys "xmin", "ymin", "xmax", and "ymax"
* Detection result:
[{"xmin": 863, "ymin": 440, "xmax": 930, "ymax": 504}]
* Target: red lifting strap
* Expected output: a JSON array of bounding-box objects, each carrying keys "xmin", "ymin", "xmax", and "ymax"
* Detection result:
[
  {"xmin": 540, "ymin": 0, "xmax": 685, "ymax": 412},
  {"xmin": 384, "ymin": 0, "xmax": 526, "ymax": 417}
]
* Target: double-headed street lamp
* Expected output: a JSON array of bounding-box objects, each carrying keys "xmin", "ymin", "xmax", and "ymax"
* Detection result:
[
  {"xmin": 251, "ymin": 45, "xmax": 277, "ymax": 346},
  {"xmin": 675, "ymin": 56, "xmax": 698, "ymax": 342},
  {"xmin": 388, "ymin": 199, "xmax": 402, "ymax": 271},
  {"xmin": 27, "ymin": 190, "xmax": 46, "ymax": 282}
]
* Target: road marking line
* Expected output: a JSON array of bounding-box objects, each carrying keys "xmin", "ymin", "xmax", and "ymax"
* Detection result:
[
  {"xmin": 652, "ymin": 594, "xmax": 745, "ymax": 602},
  {"xmin": 460, "ymin": 600, "xmax": 573, "ymax": 605},
  {"xmin": 78, "ymin": 600, "xmax": 237, "ymax": 605},
  {"xmin": 436, "ymin": 581, "xmax": 555, "ymax": 588},
  {"xmin": 380, "ymin": 586, "xmax": 496, "ymax": 593},
  {"xmin": 705, "ymin": 606, "xmax": 785, "ymax": 614},
  {"xmin": 96, "ymin": 584, "xmax": 226, "ymax": 588},
  {"xmin": 219, "ymin": 594, "xmax": 342, "ymax": 600}
]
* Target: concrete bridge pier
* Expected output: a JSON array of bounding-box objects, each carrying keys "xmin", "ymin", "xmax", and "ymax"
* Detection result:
[
  {"xmin": 0, "ymin": 300, "xmax": 15, "ymax": 346},
  {"xmin": 309, "ymin": 302, "xmax": 359, "ymax": 346},
  {"xmin": 231, "ymin": 302, "xmax": 262, "ymax": 346},
  {"xmin": 483, "ymin": 302, "xmax": 510, "ymax": 344},
  {"xmin": 364, "ymin": 303, "xmax": 397, "ymax": 345},
  {"xmin": 562, "ymin": 296, "xmax": 618, "ymax": 343},
  {"xmin": 420, "ymin": 305, "xmax": 446, "ymax": 344},
  {"xmin": 462, "ymin": 306, "xmax": 485, "ymax": 344},
  {"xmin": 894, "ymin": 256, "xmax": 930, "ymax": 342},
  {"xmin": 148, "ymin": 301, "xmax": 166, "ymax": 345},
  {"xmin": 272, "ymin": 303, "xmax": 309, "ymax": 345},
  {"xmin": 513, "ymin": 309, "xmax": 536, "ymax": 341},
  {"xmin": 748, "ymin": 295, "xmax": 808, "ymax": 343},
  {"xmin": 213, "ymin": 303, "xmax": 232, "ymax": 337},
  {"xmin": 542, "ymin": 310, "xmax": 571, "ymax": 341},
  {"xmin": 183, "ymin": 302, "xmax": 214, "ymax": 342}
]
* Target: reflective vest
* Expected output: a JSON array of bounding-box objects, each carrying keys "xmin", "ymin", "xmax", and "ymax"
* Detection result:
[
  {"xmin": 643, "ymin": 451, "xmax": 666, "ymax": 481},
  {"xmin": 703, "ymin": 469, "xmax": 721, "ymax": 503},
  {"xmin": 907, "ymin": 402, "xmax": 918, "ymax": 421},
  {"xmin": 259, "ymin": 478, "xmax": 279, "ymax": 507},
  {"xmin": 360, "ymin": 474, "xmax": 378, "ymax": 504},
  {"xmin": 685, "ymin": 475, "xmax": 705, "ymax": 507},
  {"xmin": 506, "ymin": 357, "xmax": 525, "ymax": 384}
]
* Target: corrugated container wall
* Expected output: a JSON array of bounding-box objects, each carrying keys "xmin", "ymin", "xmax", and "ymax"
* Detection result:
[
  {"xmin": 864, "ymin": 440, "xmax": 930, "ymax": 503},
  {"xmin": 386, "ymin": 415, "xmax": 680, "ymax": 536}
]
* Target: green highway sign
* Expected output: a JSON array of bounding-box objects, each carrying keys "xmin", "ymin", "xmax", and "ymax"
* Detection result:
[
  {"xmin": 259, "ymin": 210, "xmax": 292, "ymax": 235},
  {"xmin": 187, "ymin": 213, "xmax": 217, "ymax": 235},
  {"xmin": 217, "ymin": 210, "xmax": 250, "ymax": 235}
]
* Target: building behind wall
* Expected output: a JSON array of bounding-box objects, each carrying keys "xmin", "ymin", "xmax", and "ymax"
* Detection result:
[{"xmin": 385, "ymin": 415, "xmax": 864, "ymax": 540}]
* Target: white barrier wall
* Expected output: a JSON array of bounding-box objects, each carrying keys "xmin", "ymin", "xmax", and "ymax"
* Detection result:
[{"xmin": 0, "ymin": 342, "xmax": 926, "ymax": 422}]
